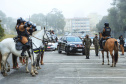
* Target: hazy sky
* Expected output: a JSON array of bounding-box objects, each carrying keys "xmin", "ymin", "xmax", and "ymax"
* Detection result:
[{"xmin": 0, "ymin": 0, "xmax": 113, "ymax": 19}]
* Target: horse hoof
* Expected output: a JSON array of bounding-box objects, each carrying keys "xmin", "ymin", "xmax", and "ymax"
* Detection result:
[
  {"xmin": 111, "ymin": 66, "xmax": 113, "ymax": 67},
  {"xmin": 3, "ymin": 73, "xmax": 8, "ymax": 76},
  {"xmin": 102, "ymin": 63, "xmax": 104, "ymax": 65},
  {"xmin": 26, "ymin": 71, "xmax": 29, "ymax": 73},
  {"xmin": 31, "ymin": 73, "xmax": 36, "ymax": 76},
  {"xmin": 108, "ymin": 64, "xmax": 110, "ymax": 65},
  {"xmin": 41, "ymin": 62, "xmax": 44, "ymax": 65},
  {"xmin": 37, "ymin": 67, "xmax": 39, "ymax": 70},
  {"xmin": 34, "ymin": 71, "xmax": 38, "ymax": 74},
  {"xmin": 37, "ymin": 67, "xmax": 41, "ymax": 70},
  {"xmin": 7, "ymin": 69, "xmax": 10, "ymax": 72}
]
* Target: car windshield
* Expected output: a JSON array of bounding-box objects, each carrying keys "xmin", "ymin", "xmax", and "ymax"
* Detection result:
[{"xmin": 66, "ymin": 37, "xmax": 82, "ymax": 42}]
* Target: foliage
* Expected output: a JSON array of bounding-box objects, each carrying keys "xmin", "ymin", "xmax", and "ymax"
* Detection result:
[
  {"xmin": 96, "ymin": 0, "xmax": 126, "ymax": 38},
  {"xmin": 0, "ymin": 24, "xmax": 4, "ymax": 39},
  {"xmin": 30, "ymin": 13, "xmax": 46, "ymax": 27},
  {"xmin": 0, "ymin": 34, "xmax": 15, "ymax": 42},
  {"xmin": 30, "ymin": 8, "xmax": 66, "ymax": 33},
  {"xmin": 96, "ymin": 16, "xmax": 108, "ymax": 32}
]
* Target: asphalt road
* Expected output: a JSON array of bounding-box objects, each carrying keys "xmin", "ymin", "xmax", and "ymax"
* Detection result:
[{"xmin": 0, "ymin": 50, "xmax": 126, "ymax": 84}]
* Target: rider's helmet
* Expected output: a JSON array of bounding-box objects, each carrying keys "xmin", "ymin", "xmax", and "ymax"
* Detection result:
[
  {"xmin": 26, "ymin": 21, "xmax": 32, "ymax": 27},
  {"xmin": 17, "ymin": 17, "xmax": 22, "ymax": 25},
  {"xmin": 32, "ymin": 24, "xmax": 36, "ymax": 28},
  {"xmin": 104, "ymin": 22, "xmax": 109, "ymax": 27},
  {"xmin": 21, "ymin": 19, "xmax": 26, "ymax": 24},
  {"xmin": 32, "ymin": 24, "xmax": 37, "ymax": 31}
]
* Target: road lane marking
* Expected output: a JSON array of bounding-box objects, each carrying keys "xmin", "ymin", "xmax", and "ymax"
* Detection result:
[
  {"xmin": 45, "ymin": 63, "xmax": 126, "ymax": 65},
  {"xmin": 62, "ymin": 59, "xmax": 126, "ymax": 61},
  {"xmin": 55, "ymin": 77, "xmax": 126, "ymax": 79},
  {"xmin": 59, "ymin": 68, "xmax": 126, "ymax": 70}
]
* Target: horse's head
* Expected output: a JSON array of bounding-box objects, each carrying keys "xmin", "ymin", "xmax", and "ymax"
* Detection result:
[
  {"xmin": 43, "ymin": 30, "xmax": 57, "ymax": 43},
  {"xmin": 99, "ymin": 32, "xmax": 103, "ymax": 39},
  {"xmin": 43, "ymin": 30, "xmax": 52, "ymax": 42}
]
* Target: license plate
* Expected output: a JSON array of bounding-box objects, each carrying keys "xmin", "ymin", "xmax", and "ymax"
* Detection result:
[{"xmin": 77, "ymin": 49, "xmax": 82, "ymax": 51}]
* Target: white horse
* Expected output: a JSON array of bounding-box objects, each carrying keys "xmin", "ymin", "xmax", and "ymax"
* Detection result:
[{"xmin": 0, "ymin": 29, "xmax": 51, "ymax": 76}]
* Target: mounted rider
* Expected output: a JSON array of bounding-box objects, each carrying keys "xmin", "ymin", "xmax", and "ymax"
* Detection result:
[
  {"xmin": 15, "ymin": 18, "xmax": 30, "ymax": 56},
  {"xmin": 99, "ymin": 23, "xmax": 111, "ymax": 50},
  {"xmin": 119, "ymin": 35, "xmax": 125, "ymax": 55},
  {"xmin": 50, "ymin": 30, "xmax": 58, "ymax": 42}
]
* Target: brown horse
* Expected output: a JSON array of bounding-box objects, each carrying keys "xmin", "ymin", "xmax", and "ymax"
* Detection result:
[{"xmin": 99, "ymin": 32, "xmax": 118, "ymax": 67}]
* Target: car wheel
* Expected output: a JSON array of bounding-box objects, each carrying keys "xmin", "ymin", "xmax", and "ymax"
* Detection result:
[
  {"xmin": 82, "ymin": 49, "xmax": 85, "ymax": 55},
  {"xmin": 65, "ymin": 47, "xmax": 69, "ymax": 55},
  {"xmin": 58, "ymin": 46, "xmax": 62, "ymax": 53}
]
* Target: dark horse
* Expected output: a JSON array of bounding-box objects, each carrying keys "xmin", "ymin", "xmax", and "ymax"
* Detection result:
[{"xmin": 99, "ymin": 32, "xmax": 118, "ymax": 67}]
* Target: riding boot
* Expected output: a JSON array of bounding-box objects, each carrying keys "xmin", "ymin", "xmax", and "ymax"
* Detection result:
[
  {"xmin": 87, "ymin": 56, "xmax": 90, "ymax": 59},
  {"xmin": 99, "ymin": 38, "xmax": 103, "ymax": 51},
  {"xmin": 86, "ymin": 56, "xmax": 88, "ymax": 59},
  {"xmin": 21, "ymin": 45, "xmax": 27, "ymax": 56}
]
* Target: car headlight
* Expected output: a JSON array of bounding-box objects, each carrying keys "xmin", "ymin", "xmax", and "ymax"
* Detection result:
[{"xmin": 69, "ymin": 44, "xmax": 76, "ymax": 47}]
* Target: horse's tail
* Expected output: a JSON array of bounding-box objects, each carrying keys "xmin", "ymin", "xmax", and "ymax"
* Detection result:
[{"xmin": 114, "ymin": 41, "xmax": 118, "ymax": 63}]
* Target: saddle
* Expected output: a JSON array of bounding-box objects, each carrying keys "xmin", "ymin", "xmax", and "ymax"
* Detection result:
[
  {"xmin": 13, "ymin": 37, "xmax": 31, "ymax": 51},
  {"xmin": 102, "ymin": 37, "xmax": 111, "ymax": 47},
  {"xmin": 13, "ymin": 37, "xmax": 23, "ymax": 50}
]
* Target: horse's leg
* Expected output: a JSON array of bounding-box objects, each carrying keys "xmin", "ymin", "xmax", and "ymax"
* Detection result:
[
  {"xmin": 34, "ymin": 65, "xmax": 38, "ymax": 75},
  {"xmin": 12, "ymin": 54, "xmax": 19, "ymax": 69},
  {"xmin": 22, "ymin": 57, "xmax": 26, "ymax": 65},
  {"xmin": 6, "ymin": 61, "xmax": 10, "ymax": 72},
  {"xmin": 36, "ymin": 54, "xmax": 41, "ymax": 70},
  {"xmin": 110, "ymin": 51, "xmax": 114, "ymax": 67},
  {"xmin": 25, "ymin": 57, "xmax": 29, "ymax": 73},
  {"xmin": 40, "ymin": 52, "xmax": 44, "ymax": 65},
  {"xmin": 102, "ymin": 51, "xmax": 104, "ymax": 65},
  {"xmin": 1, "ymin": 54, "xmax": 8, "ymax": 76},
  {"xmin": 30, "ymin": 55, "xmax": 36, "ymax": 76},
  {"xmin": 19, "ymin": 57, "xmax": 22, "ymax": 63},
  {"xmin": 33, "ymin": 56, "xmax": 38, "ymax": 74},
  {"xmin": 107, "ymin": 51, "xmax": 110, "ymax": 65}
]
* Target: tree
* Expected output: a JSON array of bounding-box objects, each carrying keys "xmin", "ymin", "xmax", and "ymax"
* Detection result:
[
  {"xmin": 30, "ymin": 13, "xmax": 46, "ymax": 27},
  {"xmin": 96, "ymin": 16, "xmax": 108, "ymax": 32},
  {"xmin": 47, "ymin": 8, "xmax": 66, "ymax": 33},
  {"xmin": 108, "ymin": 7, "xmax": 119, "ymax": 31},
  {"xmin": 0, "ymin": 23, "xmax": 4, "ymax": 39}
]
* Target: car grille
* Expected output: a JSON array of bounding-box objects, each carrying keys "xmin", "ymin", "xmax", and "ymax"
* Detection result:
[{"xmin": 75, "ymin": 44, "xmax": 83, "ymax": 47}]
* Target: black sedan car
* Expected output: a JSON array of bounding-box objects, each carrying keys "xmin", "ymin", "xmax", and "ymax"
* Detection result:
[{"xmin": 57, "ymin": 36, "xmax": 85, "ymax": 55}]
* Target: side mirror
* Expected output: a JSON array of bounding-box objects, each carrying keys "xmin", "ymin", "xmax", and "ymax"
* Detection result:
[{"xmin": 63, "ymin": 40, "xmax": 67, "ymax": 43}]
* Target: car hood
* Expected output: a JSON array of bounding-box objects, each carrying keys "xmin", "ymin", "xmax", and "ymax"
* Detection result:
[{"xmin": 67, "ymin": 42, "xmax": 82, "ymax": 44}]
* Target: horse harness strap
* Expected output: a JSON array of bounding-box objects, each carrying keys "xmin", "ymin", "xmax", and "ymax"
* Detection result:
[{"xmin": 32, "ymin": 35, "xmax": 43, "ymax": 41}]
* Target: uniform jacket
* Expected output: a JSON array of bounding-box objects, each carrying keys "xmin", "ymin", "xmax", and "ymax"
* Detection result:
[
  {"xmin": 93, "ymin": 37, "xmax": 99, "ymax": 46},
  {"xmin": 83, "ymin": 38, "xmax": 92, "ymax": 48}
]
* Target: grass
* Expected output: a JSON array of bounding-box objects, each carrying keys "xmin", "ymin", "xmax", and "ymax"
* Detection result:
[{"xmin": 0, "ymin": 34, "xmax": 16, "ymax": 42}]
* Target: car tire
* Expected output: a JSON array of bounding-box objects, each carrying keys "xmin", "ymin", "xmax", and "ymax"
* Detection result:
[
  {"xmin": 65, "ymin": 47, "xmax": 70, "ymax": 55},
  {"xmin": 82, "ymin": 48, "xmax": 85, "ymax": 55},
  {"xmin": 58, "ymin": 46, "xmax": 62, "ymax": 53}
]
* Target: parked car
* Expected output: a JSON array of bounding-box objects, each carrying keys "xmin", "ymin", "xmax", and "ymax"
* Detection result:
[
  {"xmin": 57, "ymin": 36, "xmax": 85, "ymax": 55},
  {"xmin": 45, "ymin": 42, "xmax": 58, "ymax": 51}
]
